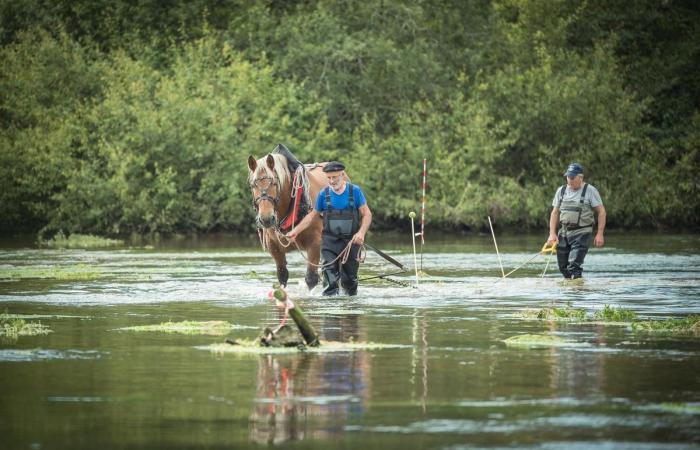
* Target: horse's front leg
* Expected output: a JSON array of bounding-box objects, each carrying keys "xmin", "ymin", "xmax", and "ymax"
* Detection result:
[{"xmin": 268, "ymin": 241, "xmax": 289, "ymax": 287}]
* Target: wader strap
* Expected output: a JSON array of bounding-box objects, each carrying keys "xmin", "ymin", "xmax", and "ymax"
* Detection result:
[
  {"xmin": 347, "ymin": 183, "xmax": 355, "ymax": 211},
  {"xmin": 579, "ymin": 183, "xmax": 589, "ymax": 204},
  {"xmin": 557, "ymin": 184, "xmax": 566, "ymax": 209},
  {"xmin": 324, "ymin": 183, "xmax": 355, "ymax": 211},
  {"xmin": 575, "ymin": 183, "xmax": 589, "ymax": 227}
]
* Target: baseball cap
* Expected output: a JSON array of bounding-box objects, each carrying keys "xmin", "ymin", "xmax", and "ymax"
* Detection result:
[{"xmin": 563, "ymin": 162, "xmax": 584, "ymax": 177}]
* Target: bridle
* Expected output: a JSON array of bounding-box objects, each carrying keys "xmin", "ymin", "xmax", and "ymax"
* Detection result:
[{"xmin": 250, "ymin": 172, "xmax": 281, "ymax": 211}]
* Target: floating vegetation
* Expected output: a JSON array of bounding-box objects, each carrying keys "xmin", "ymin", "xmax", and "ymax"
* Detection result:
[
  {"xmin": 521, "ymin": 305, "xmax": 586, "ymax": 321},
  {"xmin": 42, "ymin": 231, "xmax": 123, "ymax": 249},
  {"xmin": 0, "ymin": 313, "xmax": 52, "ymax": 339},
  {"xmin": 311, "ymin": 308, "xmax": 367, "ymax": 316},
  {"xmin": 631, "ymin": 315, "xmax": 700, "ymax": 335},
  {"xmin": 519, "ymin": 303, "xmax": 638, "ymax": 326},
  {"xmin": 594, "ymin": 305, "xmax": 637, "ymax": 322},
  {"xmin": 118, "ymin": 320, "xmax": 234, "ymax": 335},
  {"xmin": 652, "ymin": 402, "xmax": 700, "ymax": 415},
  {"xmin": 203, "ymin": 340, "xmax": 409, "ymax": 355},
  {"xmin": 502, "ymin": 334, "xmax": 584, "ymax": 348},
  {"xmin": 0, "ymin": 264, "xmax": 101, "ymax": 281},
  {"xmin": 242, "ymin": 270, "xmax": 266, "ymax": 279}
]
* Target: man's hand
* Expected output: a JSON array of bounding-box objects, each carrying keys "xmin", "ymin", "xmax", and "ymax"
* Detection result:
[
  {"xmin": 286, "ymin": 229, "xmax": 298, "ymax": 240},
  {"xmin": 351, "ymin": 232, "xmax": 365, "ymax": 246},
  {"xmin": 546, "ymin": 233, "xmax": 558, "ymax": 245},
  {"xmin": 594, "ymin": 233, "xmax": 604, "ymax": 247}
]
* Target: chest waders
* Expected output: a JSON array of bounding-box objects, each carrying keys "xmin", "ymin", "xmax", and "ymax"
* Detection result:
[
  {"xmin": 321, "ymin": 184, "xmax": 361, "ymax": 296},
  {"xmin": 556, "ymin": 183, "xmax": 593, "ymax": 279},
  {"xmin": 557, "ymin": 183, "xmax": 593, "ymax": 234}
]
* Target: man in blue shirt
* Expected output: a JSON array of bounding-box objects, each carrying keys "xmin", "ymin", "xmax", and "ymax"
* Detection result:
[{"xmin": 287, "ymin": 161, "xmax": 372, "ymax": 295}]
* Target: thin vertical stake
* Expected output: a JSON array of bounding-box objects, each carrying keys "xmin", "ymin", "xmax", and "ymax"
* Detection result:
[
  {"xmin": 420, "ymin": 158, "xmax": 426, "ymax": 245},
  {"xmin": 488, "ymin": 216, "xmax": 505, "ymax": 278},
  {"xmin": 410, "ymin": 215, "xmax": 420, "ymax": 286},
  {"xmin": 420, "ymin": 158, "xmax": 427, "ymax": 271}
]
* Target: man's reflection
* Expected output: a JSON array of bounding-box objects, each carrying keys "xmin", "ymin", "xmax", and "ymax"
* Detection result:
[{"xmin": 249, "ymin": 315, "xmax": 371, "ymax": 445}]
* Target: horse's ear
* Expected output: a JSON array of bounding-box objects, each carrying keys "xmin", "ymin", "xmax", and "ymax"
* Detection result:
[
  {"xmin": 266, "ymin": 154, "xmax": 275, "ymax": 171},
  {"xmin": 247, "ymin": 155, "xmax": 257, "ymax": 172}
]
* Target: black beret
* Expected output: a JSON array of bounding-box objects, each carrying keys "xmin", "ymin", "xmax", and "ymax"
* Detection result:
[{"xmin": 323, "ymin": 161, "xmax": 345, "ymax": 172}]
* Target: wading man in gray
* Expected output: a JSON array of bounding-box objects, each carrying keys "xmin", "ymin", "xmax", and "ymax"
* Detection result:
[{"xmin": 547, "ymin": 163, "xmax": 606, "ymax": 279}]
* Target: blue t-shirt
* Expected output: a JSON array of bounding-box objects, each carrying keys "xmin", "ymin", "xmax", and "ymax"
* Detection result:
[{"xmin": 315, "ymin": 184, "xmax": 367, "ymax": 212}]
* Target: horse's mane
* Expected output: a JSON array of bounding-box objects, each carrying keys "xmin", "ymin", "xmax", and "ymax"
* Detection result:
[{"xmin": 248, "ymin": 153, "xmax": 290, "ymax": 188}]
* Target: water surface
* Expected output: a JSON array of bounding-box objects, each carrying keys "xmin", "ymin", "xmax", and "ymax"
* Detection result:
[{"xmin": 1, "ymin": 232, "xmax": 699, "ymax": 449}]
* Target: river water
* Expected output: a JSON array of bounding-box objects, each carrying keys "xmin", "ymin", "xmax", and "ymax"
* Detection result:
[{"xmin": 1, "ymin": 232, "xmax": 699, "ymax": 449}]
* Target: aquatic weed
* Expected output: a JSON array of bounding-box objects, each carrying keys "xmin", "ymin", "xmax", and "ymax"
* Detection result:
[
  {"xmin": 631, "ymin": 315, "xmax": 700, "ymax": 335},
  {"xmin": 42, "ymin": 231, "xmax": 123, "ymax": 249},
  {"xmin": 118, "ymin": 320, "xmax": 234, "ymax": 336},
  {"xmin": 205, "ymin": 340, "xmax": 409, "ymax": 355},
  {"xmin": 656, "ymin": 403, "xmax": 700, "ymax": 415},
  {"xmin": 0, "ymin": 264, "xmax": 101, "ymax": 281},
  {"xmin": 521, "ymin": 303, "xmax": 586, "ymax": 321},
  {"xmin": 0, "ymin": 313, "xmax": 52, "ymax": 340},
  {"xmin": 502, "ymin": 334, "xmax": 572, "ymax": 348},
  {"xmin": 594, "ymin": 305, "xmax": 637, "ymax": 322}
]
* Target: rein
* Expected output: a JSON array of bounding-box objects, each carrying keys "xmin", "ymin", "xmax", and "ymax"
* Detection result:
[{"xmin": 271, "ymin": 230, "xmax": 366, "ymax": 268}]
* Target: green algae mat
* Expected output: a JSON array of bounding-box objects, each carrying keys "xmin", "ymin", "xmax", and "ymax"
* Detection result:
[
  {"xmin": 1, "ymin": 314, "xmax": 52, "ymax": 339},
  {"xmin": 502, "ymin": 334, "xmax": 589, "ymax": 348},
  {"xmin": 201, "ymin": 340, "xmax": 410, "ymax": 355},
  {"xmin": 117, "ymin": 320, "xmax": 238, "ymax": 336}
]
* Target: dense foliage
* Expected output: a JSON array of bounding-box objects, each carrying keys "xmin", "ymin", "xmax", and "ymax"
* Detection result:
[{"xmin": 1, "ymin": 0, "xmax": 698, "ymax": 235}]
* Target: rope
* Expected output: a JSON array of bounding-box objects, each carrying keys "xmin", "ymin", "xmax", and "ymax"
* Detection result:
[
  {"xmin": 271, "ymin": 229, "xmax": 365, "ymax": 268},
  {"xmin": 541, "ymin": 251, "xmax": 553, "ymax": 277}
]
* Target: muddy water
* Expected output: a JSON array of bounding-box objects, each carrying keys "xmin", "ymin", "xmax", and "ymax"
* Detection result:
[{"xmin": 1, "ymin": 232, "xmax": 699, "ymax": 449}]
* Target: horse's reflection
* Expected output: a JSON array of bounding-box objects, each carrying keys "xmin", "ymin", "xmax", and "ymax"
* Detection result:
[{"xmin": 249, "ymin": 315, "xmax": 370, "ymax": 445}]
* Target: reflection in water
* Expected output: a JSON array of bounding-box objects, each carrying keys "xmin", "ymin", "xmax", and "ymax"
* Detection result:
[
  {"xmin": 410, "ymin": 310, "xmax": 429, "ymax": 412},
  {"xmin": 544, "ymin": 322, "xmax": 606, "ymax": 398},
  {"xmin": 249, "ymin": 315, "xmax": 371, "ymax": 445}
]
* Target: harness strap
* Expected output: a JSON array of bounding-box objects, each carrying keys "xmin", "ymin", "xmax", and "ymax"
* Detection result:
[
  {"xmin": 575, "ymin": 183, "xmax": 589, "ymax": 226},
  {"xmin": 557, "ymin": 183, "xmax": 589, "ymax": 208},
  {"xmin": 557, "ymin": 184, "xmax": 566, "ymax": 209},
  {"xmin": 349, "ymin": 183, "xmax": 355, "ymax": 209},
  {"xmin": 324, "ymin": 183, "xmax": 355, "ymax": 211},
  {"xmin": 579, "ymin": 183, "xmax": 589, "ymax": 205}
]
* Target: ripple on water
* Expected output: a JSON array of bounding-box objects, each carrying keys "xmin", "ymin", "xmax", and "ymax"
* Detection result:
[
  {"xmin": 0, "ymin": 349, "xmax": 107, "ymax": 362},
  {"xmin": 446, "ymin": 442, "xmax": 700, "ymax": 450},
  {"xmin": 345, "ymin": 413, "xmax": 672, "ymax": 435}
]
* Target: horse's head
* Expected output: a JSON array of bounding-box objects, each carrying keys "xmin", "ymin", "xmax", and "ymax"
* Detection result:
[{"xmin": 247, "ymin": 153, "xmax": 289, "ymax": 229}]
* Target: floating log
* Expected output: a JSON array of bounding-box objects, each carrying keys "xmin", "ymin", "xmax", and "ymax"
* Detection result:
[{"xmin": 272, "ymin": 285, "xmax": 320, "ymax": 347}]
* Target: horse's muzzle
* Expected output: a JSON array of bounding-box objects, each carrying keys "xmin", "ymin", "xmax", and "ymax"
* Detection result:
[{"xmin": 257, "ymin": 214, "xmax": 277, "ymax": 229}]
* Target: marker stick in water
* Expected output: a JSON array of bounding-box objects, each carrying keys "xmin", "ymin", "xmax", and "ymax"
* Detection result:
[
  {"xmin": 488, "ymin": 216, "xmax": 505, "ymax": 278},
  {"xmin": 409, "ymin": 211, "xmax": 419, "ymax": 285}
]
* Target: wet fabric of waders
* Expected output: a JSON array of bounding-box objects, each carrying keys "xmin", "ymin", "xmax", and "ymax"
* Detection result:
[
  {"xmin": 319, "ymin": 184, "xmax": 361, "ymax": 296},
  {"xmin": 556, "ymin": 231, "xmax": 591, "ymax": 279},
  {"xmin": 554, "ymin": 183, "xmax": 599, "ymax": 279}
]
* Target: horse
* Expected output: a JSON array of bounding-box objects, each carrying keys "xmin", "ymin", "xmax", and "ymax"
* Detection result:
[{"xmin": 247, "ymin": 152, "xmax": 327, "ymax": 289}]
